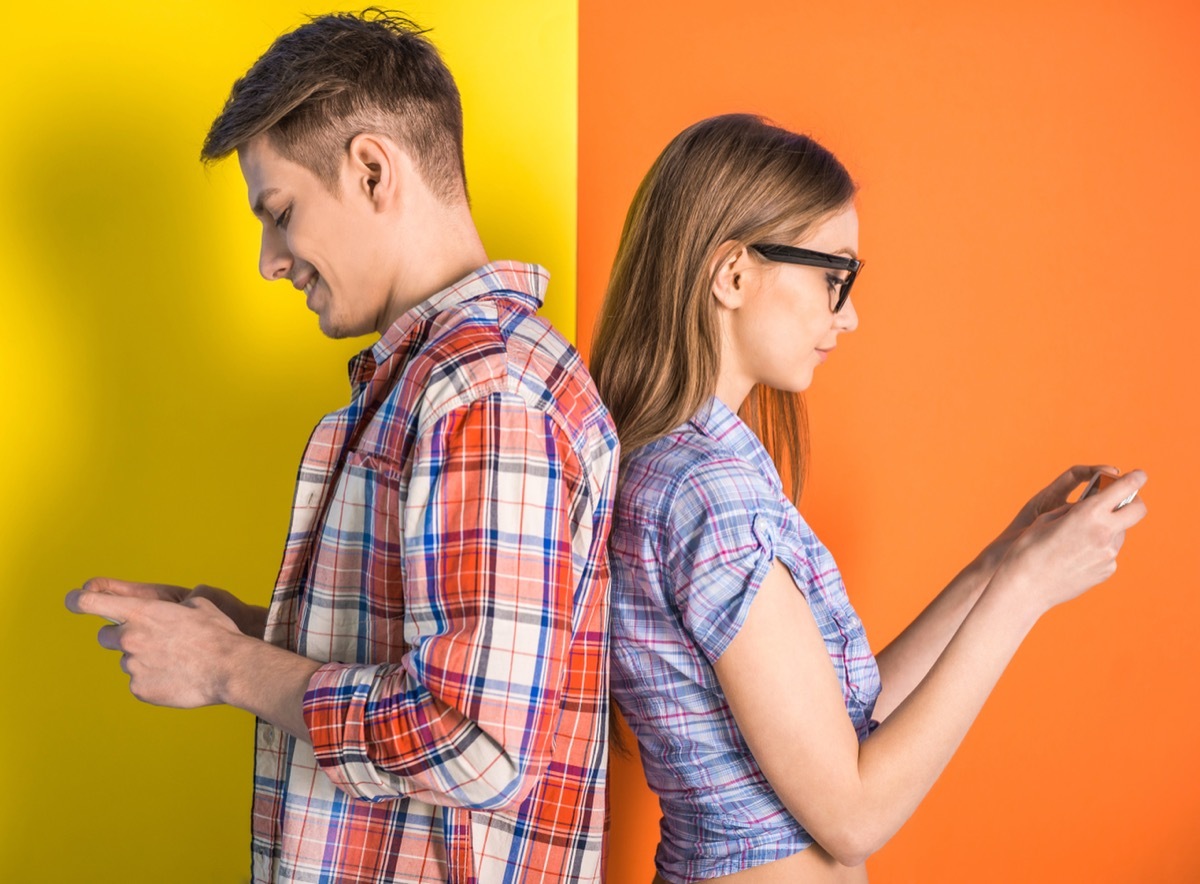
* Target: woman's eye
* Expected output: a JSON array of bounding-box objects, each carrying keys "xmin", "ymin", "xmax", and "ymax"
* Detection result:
[
  {"xmin": 274, "ymin": 207, "xmax": 292, "ymax": 229},
  {"xmin": 826, "ymin": 273, "xmax": 845, "ymax": 292}
]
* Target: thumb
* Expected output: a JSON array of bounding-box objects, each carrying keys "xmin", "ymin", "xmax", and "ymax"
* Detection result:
[{"xmin": 1038, "ymin": 503, "xmax": 1072, "ymax": 525}]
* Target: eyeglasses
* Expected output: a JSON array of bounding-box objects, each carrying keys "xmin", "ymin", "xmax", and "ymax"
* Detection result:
[{"xmin": 751, "ymin": 244, "xmax": 863, "ymax": 314}]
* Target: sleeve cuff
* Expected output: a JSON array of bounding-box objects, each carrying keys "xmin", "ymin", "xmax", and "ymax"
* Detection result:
[{"xmin": 303, "ymin": 661, "xmax": 402, "ymax": 802}]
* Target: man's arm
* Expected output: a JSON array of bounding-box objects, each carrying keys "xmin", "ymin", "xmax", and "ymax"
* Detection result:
[
  {"xmin": 300, "ymin": 392, "xmax": 581, "ymax": 809},
  {"xmin": 67, "ymin": 391, "xmax": 583, "ymax": 810},
  {"xmin": 65, "ymin": 586, "xmax": 319, "ymax": 740}
]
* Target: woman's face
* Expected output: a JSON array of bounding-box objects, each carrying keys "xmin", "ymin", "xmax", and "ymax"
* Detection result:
[{"xmin": 713, "ymin": 204, "xmax": 860, "ymax": 410}]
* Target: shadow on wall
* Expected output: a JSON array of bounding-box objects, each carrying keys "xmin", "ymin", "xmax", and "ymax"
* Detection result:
[{"xmin": 0, "ymin": 93, "xmax": 322, "ymax": 883}]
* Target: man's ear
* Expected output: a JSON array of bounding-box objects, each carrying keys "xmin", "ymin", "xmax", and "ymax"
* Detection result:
[
  {"xmin": 345, "ymin": 133, "xmax": 407, "ymax": 211},
  {"xmin": 710, "ymin": 242, "xmax": 751, "ymax": 309}
]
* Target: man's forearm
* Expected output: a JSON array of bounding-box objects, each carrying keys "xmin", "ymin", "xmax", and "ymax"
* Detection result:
[{"xmin": 217, "ymin": 634, "xmax": 322, "ymax": 741}]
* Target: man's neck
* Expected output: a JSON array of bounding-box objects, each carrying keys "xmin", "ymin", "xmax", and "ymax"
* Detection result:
[{"xmin": 374, "ymin": 204, "xmax": 489, "ymax": 335}]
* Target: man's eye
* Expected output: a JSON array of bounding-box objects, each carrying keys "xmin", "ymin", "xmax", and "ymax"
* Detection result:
[{"xmin": 273, "ymin": 207, "xmax": 292, "ymax": 229}]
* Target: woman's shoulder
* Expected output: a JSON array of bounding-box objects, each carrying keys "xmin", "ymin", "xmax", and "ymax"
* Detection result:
[{"xmin": 620, "ymin": 424, "xmax": 782, "ymax": 530}]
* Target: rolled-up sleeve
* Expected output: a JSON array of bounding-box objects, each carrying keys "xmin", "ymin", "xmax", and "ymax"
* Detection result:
[
  {"xmin": 303, "ymin": 391, "xmax": 577, "ymax": 810},
  {"xmin": 664, "ymin": 455, "xmax": 783, "ymax": 663}
]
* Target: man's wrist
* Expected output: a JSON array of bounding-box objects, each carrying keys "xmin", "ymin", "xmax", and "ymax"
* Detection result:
[
  {"xmin": 213, "ymin": 634, "xmax": 323, "ymax": 740},
  {"xmin": 209, "ymin": 629, "xmax": 259, "ymax": 708}
]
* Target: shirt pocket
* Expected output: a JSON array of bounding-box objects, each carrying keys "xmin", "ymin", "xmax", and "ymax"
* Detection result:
[{"xmin": 302, "ymin": 449, "xmax": 408, "ymax": 664}]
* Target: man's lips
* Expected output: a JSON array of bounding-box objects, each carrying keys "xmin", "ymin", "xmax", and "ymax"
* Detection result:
[{"xmin": 293, "ymin": 273, "xmax": 320, "ymax": 296}]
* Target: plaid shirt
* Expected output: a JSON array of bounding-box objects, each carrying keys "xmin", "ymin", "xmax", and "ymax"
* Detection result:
[
  {"xmin": 609, "ymin": 397, "xmax": 880, "ymax": 883},
  {"xmin": 251, "ymin": 263, "xmax": 619, "ymax": 883}
]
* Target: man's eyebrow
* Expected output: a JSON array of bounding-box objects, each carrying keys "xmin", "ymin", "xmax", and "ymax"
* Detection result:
[{"xmin": 251, "ymin": 187, "xmax": 280, "ymax": 216}]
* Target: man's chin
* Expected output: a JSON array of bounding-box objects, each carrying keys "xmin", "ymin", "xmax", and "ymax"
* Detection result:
[{"xmin": 316, "ymin": 311, "xmax": 370, "ymax": 340}]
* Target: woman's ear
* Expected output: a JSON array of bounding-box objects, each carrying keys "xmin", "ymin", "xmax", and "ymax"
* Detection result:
[
  {"xmin": 711, "ymin": 242, "xmax": 751, "ymax": 309},
  {"xmin": 345, "ymin": 133, "xmax": 407, "ymax": 211}
]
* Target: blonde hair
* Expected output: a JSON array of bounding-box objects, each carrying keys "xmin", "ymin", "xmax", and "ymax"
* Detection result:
[{"xmin": 591, "ymin": 114, "xmax": 857, "ymax": 501}]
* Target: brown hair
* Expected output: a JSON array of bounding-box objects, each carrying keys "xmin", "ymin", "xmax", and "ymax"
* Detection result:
[
  {"xmin": 590, "ymin": 114, "xmax": 857, "ymax": 501},
  {"xmin": 201, "ymin": 8, "xmax": 466, "ymax": 203}
]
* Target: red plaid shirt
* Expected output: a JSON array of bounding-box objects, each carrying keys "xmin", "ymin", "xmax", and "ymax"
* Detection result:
[{"xmin": 250, "ymin": 263, "xmax": 618, "ymax": 883}]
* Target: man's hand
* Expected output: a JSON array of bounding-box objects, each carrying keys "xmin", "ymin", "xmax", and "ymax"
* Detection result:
[
  {"xmin": 65, "ymin": 582, "xmax": 245, "ymax": 708},
  {"xmin": 65, "ymin": 576, "xmax": 319, "ymax": 739},
  {"xmin": 72, "ymin": 576, "xmax": 268, "ymax": 638}
]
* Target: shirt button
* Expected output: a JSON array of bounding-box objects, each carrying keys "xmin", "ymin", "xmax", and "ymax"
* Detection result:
[{"xmin": 751, "ymin": 514, "xmax": 774, "ymax": 557}]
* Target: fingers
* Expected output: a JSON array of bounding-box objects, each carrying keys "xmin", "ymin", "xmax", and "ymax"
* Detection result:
[
  {"xmin": 1092, "ymin": 469, "xmax": 1147, "ymax": 513},
  {"xmin": 1113, "ymin": 495, "xmax": 1148, "ymax": 530},
  {"xmin": 80, "ymin": 576, "xmax": 188, "ymax": 602},
  {"xmin": 1038, "ymin": 503, "xmax": 1072, "ymax": 525},
  {"xmin": 65, "ymin": 587, "xmax": 143, "ymax": 622},
  {"xmin": 97, "ymin": 623, "xmax": 123, "ymax": 651},
  {"xmin": 1052, "ymin": 464, "xmax": 1116, "ymax": 501},
  {"xmin": 180, "ymin": 596, "xmax": 218, "ymax": 613}
]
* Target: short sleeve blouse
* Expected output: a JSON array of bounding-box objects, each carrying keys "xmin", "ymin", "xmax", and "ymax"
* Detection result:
[{"xmin": 609, "ymin": 397, "xmax": 881, "ymax": 883}]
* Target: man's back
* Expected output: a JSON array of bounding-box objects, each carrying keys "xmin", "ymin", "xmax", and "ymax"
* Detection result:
[{"xmin": 252, "ymin": 262, "xmax": 618, "ymax": 883}]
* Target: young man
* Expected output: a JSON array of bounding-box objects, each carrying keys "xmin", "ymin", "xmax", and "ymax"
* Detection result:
[{"xmin": 65, "ymin": 11, "xmax": 617, "ymax": 883}]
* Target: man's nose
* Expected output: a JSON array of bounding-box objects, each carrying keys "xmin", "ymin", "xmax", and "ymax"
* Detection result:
[{"xmin": 258, "ymin": 226, "xmax": 292, "ymax": 281}]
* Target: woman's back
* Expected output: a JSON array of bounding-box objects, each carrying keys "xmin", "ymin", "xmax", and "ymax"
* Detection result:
[{"xmin": 610, "ymin": 396, "xmax": 880, "ymax": 882}]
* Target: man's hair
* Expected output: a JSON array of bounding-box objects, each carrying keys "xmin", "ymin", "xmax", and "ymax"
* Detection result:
[{"xmin": 201, "ymin": 8, "xmax": 466, "ymax": 203}]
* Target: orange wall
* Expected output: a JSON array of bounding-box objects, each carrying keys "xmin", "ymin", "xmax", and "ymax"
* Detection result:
[{"xmin": 580, "ymin": 2, "xmax": 1200, "ymax": 881}]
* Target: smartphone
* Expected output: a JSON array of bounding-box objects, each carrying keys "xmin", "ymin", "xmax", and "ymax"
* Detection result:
[{"xmin": 1080, "ymin": 471, "xmax": 1138, "ymax": 510}]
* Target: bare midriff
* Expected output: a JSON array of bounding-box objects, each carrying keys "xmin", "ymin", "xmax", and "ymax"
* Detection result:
[{"xmin": 652, "ymin": 843, "xmax": 868, "ymax": 884}]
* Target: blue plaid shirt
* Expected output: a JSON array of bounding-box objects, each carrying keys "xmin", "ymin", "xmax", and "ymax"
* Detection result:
[{"xmin": 609, "ymin": 396, "xmax": 880, "ymax": 883}]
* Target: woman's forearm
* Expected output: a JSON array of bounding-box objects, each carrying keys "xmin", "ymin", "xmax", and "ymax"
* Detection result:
[
  {"xmin": 845, "ymin": 571, "xmax": 1040, "ymax": 860},
  {"xmin": 871, "ymin": 542, "xmax": 1003, "ymax": 720}
]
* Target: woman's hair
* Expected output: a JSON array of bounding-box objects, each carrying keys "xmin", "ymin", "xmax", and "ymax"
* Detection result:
[{"xmin": 590, "ymin": 113, "xmax": 856, "ymax": 500}]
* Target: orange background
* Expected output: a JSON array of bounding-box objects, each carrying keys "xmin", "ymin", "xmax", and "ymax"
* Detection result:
[{"xmin": 580, "ymin": 1, "xmax": 1200, "ymax": 881}]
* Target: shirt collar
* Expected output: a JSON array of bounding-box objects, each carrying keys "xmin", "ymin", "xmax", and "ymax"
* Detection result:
[
  {"xmin": 689, "ymin": 395, "xmax": 784, "ymax": 490},
  {"xmin": 348, "ymin": 261, "xmax": 549, "ymax": 387}
]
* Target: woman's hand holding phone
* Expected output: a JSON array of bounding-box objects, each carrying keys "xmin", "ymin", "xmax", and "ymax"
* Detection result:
[{"xmin": 992, "ymin": 470, "xmax": 1148, "ymax": 617}]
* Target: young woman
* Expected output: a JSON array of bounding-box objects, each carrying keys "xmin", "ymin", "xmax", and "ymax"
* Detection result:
[{"xmin": 590, "ymin": 114, "xmax": 1146, "ymax": 883}]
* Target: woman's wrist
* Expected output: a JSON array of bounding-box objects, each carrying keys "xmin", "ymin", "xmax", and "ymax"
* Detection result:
[{"xmin": 979, "ymin": 559, "xmax": 1047, "ymax": 631}]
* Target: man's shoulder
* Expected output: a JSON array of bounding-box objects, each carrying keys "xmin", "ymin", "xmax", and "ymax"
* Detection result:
[{"xmin": 395, "ymin": 295, "xmax": 614, "ymax": 456}]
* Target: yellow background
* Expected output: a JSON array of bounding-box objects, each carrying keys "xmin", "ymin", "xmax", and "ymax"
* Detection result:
[{"xmin": 0, "ymin": 2, "xmax": 575, "ymax": 880}]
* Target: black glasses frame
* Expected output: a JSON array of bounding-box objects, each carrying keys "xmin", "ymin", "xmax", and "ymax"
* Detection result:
[{"xmin": 750, "ymin": 244, "xmax": 863, "ymax": 313}]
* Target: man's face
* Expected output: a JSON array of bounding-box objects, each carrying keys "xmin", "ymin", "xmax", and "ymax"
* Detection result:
[{"xmin": 238, "ymin": 136, "xmax": 393, "ymax": 338}]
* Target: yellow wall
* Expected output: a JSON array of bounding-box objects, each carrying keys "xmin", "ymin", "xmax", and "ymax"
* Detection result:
[{"xmin": 0, "ymin": 2, "xmax": 576, "ymax": 880}]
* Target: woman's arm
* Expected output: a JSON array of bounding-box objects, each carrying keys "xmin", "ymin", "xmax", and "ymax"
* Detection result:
[
  {"xmin": 713, "ymin": 470, "xmax": 1145, "ymax": 867},
  {"xmin": 872, "ymin": 464, "xmax": 1107, "ymax": 720}
]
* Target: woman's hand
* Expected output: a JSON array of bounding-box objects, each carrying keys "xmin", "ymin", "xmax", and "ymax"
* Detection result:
[
  {"xmin": 976, "ymin": 465, "xmax": 1115, "ymax": 570},
  {"xmin": 992, "ymin": 469, "xmax": 1148, "ymax": 616}
]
